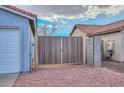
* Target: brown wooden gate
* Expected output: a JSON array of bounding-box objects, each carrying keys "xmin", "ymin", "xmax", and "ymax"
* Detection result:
[{"xmin": 39, "ymin": 36, "xmax": 83, "ymax": 64}]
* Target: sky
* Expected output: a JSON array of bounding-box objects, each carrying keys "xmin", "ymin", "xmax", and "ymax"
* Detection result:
[{"xmin": 16, "ymin": 5, "xmax": 124, "ymax": 36}]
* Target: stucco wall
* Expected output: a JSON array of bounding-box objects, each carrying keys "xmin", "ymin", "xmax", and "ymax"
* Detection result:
[
  {"xmin": 29, "ymin": 24, "xmax": 36, "ymax": 69},
  {"xmin": 29, "ymin": 23, "xmax": 35, "ymax": 59},
  {"xmin": 71, "ymin": 29, "xmax": 87, "ymax": 64},
  {"xmin": 98, "ymin": 32, "xmax": 121, "ymax": 62},
  {"xmin": 0, "ymin": 9, "xmax": 31, "ymax": 72},
  {"xmin": 120, "ymin": 30, "xmax": 124, "ymax": 62},
  {"xmin": 71, "ymin": 28, "xmax": 122, "ymax": 62}
]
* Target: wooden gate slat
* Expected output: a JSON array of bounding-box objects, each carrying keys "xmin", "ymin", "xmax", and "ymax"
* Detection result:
[
  {"xmin": 51, "ymin": 37, "xmax": 56, "ymax": 64},
  {"xmin": 39, "ymin": 36, "xmax": 83, "ymax": 64},
  {"xmin": 55, "ymin": 37, "xmax": 61, "ymax": 64}
]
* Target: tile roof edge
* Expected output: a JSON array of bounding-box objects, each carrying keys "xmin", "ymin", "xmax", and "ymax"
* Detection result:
[{"xmin": 1, "ymin": 5, "xmax": 37, "ymax": 18}]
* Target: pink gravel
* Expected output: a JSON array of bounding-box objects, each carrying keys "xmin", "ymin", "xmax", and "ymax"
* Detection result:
[{"xmin": 14, "ymin": 65, "xmax": 124, "ymax": 87}]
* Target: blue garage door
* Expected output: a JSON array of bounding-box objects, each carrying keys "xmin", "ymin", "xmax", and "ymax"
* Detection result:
[{"xmin": 0, "ymin": 28, "xmax": 20, "ymax": 73}]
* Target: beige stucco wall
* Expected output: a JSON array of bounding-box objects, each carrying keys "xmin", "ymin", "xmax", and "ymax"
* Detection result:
[
  {"xmin": 30, "ymin": 29, "xmax": 35, "ymax": 58},
  {"xmin": 71, "ymin": 29, "xmax": 88, "ymax": 64},
  {"xmin": 98, "ymin": 32, "xmax": 121, "ymax": 62},
  {"xmin": 29, "ymin": 21, "xmax": 39, "ymax": 70},
  {"xmin": 120, "ymin": 30, "xmax": 124, "ymax": 62},
  {"xmin": 29, "ymin": 25, "xmax": 35, "ymax": 70},
  {"xmin": 71, "ymin": 28, "xmax": 123, "ymax": 62}
]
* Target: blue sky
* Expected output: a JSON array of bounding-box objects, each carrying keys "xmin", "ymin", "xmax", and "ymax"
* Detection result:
[
  {"xmin": 38, "ymin": 12, "xmax": 124, "ymax": 36},
  {"xmin": 16, "ymin": 5, "xmax": 124, "ymax": 36}
]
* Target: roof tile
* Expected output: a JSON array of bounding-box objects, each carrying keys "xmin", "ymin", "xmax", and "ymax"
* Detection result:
[
  {"xmin": 2, "ymin": 5, "xmax": 37, "ymax": 18},
  {"xmin": 74, "ymin": 19, "xmax": 124, "ymax": 36}
]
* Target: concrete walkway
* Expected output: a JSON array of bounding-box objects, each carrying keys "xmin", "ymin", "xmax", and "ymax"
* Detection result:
[
  {"xmin": 102, "ymin": 61, "xmax": 124, "ymax": 74},
  {"xmin": 0, "ymin": 74, "xmax": 19, "ymax": 87}
]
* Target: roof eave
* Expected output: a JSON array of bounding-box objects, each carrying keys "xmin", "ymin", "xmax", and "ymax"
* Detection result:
[
  {"xmin": 0, "ymin": 6, "xmax": 36, "ymax": 21},
  {"xmin": 69, "ymin": 25, "xmax": 76, "ymax": 36},
  {"xmin": 70, "ymin": 25, "xmax": 90, "ymax": 36},
  {"xmin": 88, "ymin": 27, "xmax": 122, "ymax": 37},
  {"xmin": 0, "ymin": 6, "xmax": 37, "ymax": 34}
]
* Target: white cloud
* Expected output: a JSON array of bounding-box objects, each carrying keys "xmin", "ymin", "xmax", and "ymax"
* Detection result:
[
  {"xmin": 16, "ymin": 5, "xmax": 124, "ymax": 20},
  {"xmin": 82, "ymin": 5, "xmax": 124, "ymax": 18},
  {"xmin": 47, "ymin": 24, "xmax": 52, "ymax": 28},
  {"xmin": 60, "ymin": 20, "xmax": 67, "ymax": 24},
  {"xmin": 103, "ymin": 6, "xmax": 124, "ymax": 15}
]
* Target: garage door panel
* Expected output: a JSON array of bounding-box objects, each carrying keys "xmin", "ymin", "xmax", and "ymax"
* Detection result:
[
  {"xmin": 0, "ymin": 41, "xmax": 18, "ymax": 46},
  {"xmin": 0, "ymin": 28, "xmax": 20, "ymax": 73},
  {"xmin": 0, "ymin": 60, "xmax": 17, "ymax": 64},
  {"xmin": 0, "ymin": 50, "xmax": 18, "ymax": 53},
  {"xmin": 0, "ymin": 56, "xmax": 17, "ymax": 59},
  {"xmin": 0, "ymin": 31, "xmax": 18, "ymax": 36}
]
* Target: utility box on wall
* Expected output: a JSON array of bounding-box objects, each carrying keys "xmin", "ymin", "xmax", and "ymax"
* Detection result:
[{"xmin": 86, "ymin": 36, "xmax": 102, "ymax": 67}]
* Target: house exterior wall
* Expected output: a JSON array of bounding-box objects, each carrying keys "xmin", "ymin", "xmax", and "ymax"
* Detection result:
[
  {"xmin": 0, "ymin": 9, "xmax": 32, "ymax": 72},
  {"xmin": 98, "ymin": 32, "xmax": 121, "ymax": 62},
  {"xmin": 29, "ymin": 24, "xmax": 36, "ymax": 69},
  {"xmin": 30, "ymin": 26, "xmax": 35, "ymax": 59},
  {"xmin": 120, "ymin": 30, "xmax": 124, "ymax": 62},
  {"xmin": 71, "ymin": 29, "xmax": 87, "ymax": 64},
  {"xmin": 71, "ymin": 28, "xmax": 123, "ymax": 63}
]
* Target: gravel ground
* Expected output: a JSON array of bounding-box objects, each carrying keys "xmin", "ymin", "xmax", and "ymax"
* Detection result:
[{"xmin": 14, "ymin": 65, "xmax": 124, "ymax": 87}]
